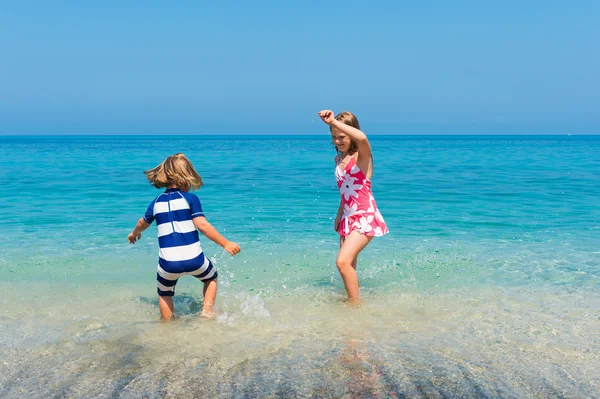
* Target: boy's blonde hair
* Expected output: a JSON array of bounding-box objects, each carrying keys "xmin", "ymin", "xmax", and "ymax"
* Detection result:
[
  {"xmin": 144, "ymin": 153, "xmax": 204, "ymax": 190},
  {"xmin": 332, "ymin": 111, "xmax": 360, "ymax": 155}
]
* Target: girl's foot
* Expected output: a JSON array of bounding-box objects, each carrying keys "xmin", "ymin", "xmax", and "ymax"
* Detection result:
[{"xmin": 346, "ymin": 297, "xmax": 362, "ymax": 306}]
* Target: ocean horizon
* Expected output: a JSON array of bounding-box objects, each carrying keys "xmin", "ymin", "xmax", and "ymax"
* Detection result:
[{"xmin": 2, "ymin": 133, "xmax": 599, "ymax": 137}]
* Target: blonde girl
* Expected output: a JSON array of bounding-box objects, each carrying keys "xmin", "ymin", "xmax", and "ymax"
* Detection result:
[{"xmin": 318, "ymin": 110, "xmax": 389, "ymax": 302}]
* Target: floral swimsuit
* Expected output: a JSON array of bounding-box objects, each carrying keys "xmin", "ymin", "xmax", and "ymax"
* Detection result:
[{"xmin": 335, "ymin": 156, "xmax": 389, "ymax": 238}]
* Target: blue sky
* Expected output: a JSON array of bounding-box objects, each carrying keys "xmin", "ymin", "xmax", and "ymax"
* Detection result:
[{"xmin": 1, "ymin": 1, "xmax": 599, "ymax": 135}]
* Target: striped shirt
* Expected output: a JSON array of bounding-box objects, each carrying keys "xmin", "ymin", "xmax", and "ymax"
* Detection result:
[{"xmin": 143, "ymin": 188, "xmax": 206, "ymax": 273}]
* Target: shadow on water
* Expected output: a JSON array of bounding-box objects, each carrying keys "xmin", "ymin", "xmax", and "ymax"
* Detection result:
[
  {"xmin": 209, "ymin": 342, "xmax": 513, "ymax": 399},
  {"xmin": 207, "ymin": 342, "xmax": 584, "ymax": 399},
  {"xmin": 2, "ymin": 329, "xmax": 595, "ymax": 398}
]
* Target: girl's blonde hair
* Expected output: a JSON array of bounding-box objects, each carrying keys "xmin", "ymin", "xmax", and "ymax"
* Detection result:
[
  {"xmin": 332, "ymin": 111, "xmax": 374, "ymax": 170},
  {"xmin": 332, "ymin": 111, "xmax": 360, "ymax": 156},
  {"xmin": 144, "ymin": 153, "xmax": 204, "ymax": 190}
]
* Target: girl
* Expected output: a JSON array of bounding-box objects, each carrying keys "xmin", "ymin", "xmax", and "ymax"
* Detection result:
[
  {"xmin": 128, "ymin": 153, "xmax": 240, "ymax": 320},
  {"xmin": 318, "ymin": 110, "xmax": 389, "ymax": 302}
]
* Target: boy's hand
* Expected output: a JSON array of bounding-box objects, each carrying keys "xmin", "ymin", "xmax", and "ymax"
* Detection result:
[
  {"xmin": 318, "ymin": 110, "xmax": 335, "ymax": 125},
  {"xmin": 128, "ymin": 232, "xmax": 141, "ymax": 244},
  {"xmin": 223, "ymin": 241, "xmax": 241, "ymax": 256}
]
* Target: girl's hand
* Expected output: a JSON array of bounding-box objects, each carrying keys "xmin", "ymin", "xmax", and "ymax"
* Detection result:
[
  {"xmin": 318, "ymin": 110, "xmax": 336, "ymax": 125},
  {"xmin": 334, "ymin": 216, "xmax": 341, "ymax": 232},
  {"xmin": 128, "ymin": 232, "xmax": 141, "ymax": 244},
  {"xmin": 223, "ymin": 241, "xmax": 241, "ymax": 256}
]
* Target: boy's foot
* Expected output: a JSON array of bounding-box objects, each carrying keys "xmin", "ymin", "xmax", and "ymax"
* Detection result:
[{"xmin": 201, "ymin": 308, "xmax": 217, "ymax": 319}]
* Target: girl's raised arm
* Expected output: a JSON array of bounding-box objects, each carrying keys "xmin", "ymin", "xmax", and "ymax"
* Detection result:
[{"xmin": 318, "ymin": 110, "xmax": 371, "ymax": 165}]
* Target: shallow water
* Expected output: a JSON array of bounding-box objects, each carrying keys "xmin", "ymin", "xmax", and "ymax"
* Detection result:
[{"xmin": 1, "ymin": 135, "xmax": 599, "ymax": 398}]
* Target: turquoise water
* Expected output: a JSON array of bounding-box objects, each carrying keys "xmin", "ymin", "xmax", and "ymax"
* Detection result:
[{"xmin": 1, "ymin": 135, "xmax": 599, "ymax": 398}]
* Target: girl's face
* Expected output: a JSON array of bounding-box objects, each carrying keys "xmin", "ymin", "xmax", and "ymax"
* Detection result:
[{"xmin": 331, "ymin": 128, "xmax": 352, "ymax": 154}]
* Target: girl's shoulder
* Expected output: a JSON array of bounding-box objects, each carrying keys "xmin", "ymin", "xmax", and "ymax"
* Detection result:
[{"xmin": 334, "ymin": 154, "xmax": 341, "ymax": 164}]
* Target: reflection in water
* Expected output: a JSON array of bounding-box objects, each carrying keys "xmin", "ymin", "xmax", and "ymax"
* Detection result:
[{"xmin": 338, "ymin": 338, "xmax": 387, "ymax": 398}]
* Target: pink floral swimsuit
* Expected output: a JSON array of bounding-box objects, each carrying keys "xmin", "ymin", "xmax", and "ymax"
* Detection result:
[{"xmin": 335, "ymin": 156, "xmax": 389, "ymax": 238}]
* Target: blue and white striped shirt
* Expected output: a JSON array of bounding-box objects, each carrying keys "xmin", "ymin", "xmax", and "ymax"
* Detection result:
[{"xmin": 143, "ymin": 188, "xmax": 206, "ymax": 273}]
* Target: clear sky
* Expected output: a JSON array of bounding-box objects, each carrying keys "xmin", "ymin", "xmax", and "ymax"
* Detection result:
[{"xmin": 1, "ymin": 1, "xmax": 599, "ymax": 135}]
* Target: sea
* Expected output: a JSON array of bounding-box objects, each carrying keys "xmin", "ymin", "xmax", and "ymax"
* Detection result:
[{"xmin": 1, "ymin": 135, "xmax": 599, "ymax": 398}]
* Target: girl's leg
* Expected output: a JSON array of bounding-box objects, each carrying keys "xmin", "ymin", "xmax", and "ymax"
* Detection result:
[
  {"xmin": 201, "ymin": 278, "xmax": 218, "ymax": 318},
  {"xmin": 340, "ymin": 236, "xmax": 359, "ymax": 270},
  {"xmin": 158, "ymin": 295, "xmax": 175, "ymax": 320},
  {"xmin": 336, "ymin": 231, "xmax": 373, "ymax": 302}
]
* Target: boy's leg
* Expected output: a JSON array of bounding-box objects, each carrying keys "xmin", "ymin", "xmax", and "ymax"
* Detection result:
[
  {"xmin": 336, "ymin": 231, "xmax": 373, "ymax": 302},
  {"xmin": 158, "ymin": 295, "xmax": 175, "ymax": 320},
  {"xmin": 157, "ymin": 267, "xmax": 180, "ymax": 320},
  {"xmin": 201, "ymin": 278, "xmax": 218, "ymax": 318}
]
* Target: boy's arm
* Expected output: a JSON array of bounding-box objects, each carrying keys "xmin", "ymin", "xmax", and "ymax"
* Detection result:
[
  {"xmin": 193, "ymin": 216, "xmax": 241, "ymax": 256},
  {"xmin": 128, "ymin": 218, "xmax": 150, "ymax": 244}
]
